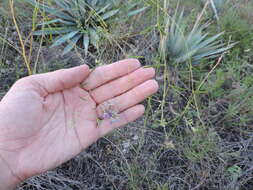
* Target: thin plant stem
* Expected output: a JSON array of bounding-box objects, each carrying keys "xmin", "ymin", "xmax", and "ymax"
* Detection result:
[{"xmin": 9, "ymin": 0, "xmax": 32, "ymax": 75}]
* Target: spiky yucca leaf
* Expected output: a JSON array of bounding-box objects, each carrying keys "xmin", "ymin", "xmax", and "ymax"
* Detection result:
[
  {"xmin": 162, "ymin": 9, "xmax": 234, "ymax": 64},
  {"xmin": 210, "ymin": 0, "xmax": 228, "ymax": 11},
  {"xmin": 203, "ymin": 0, "xmax": 229, "ymax": 20},
  {"xmin": 25, "ymin": 0, "xmax": 147, "ymax": 55}
]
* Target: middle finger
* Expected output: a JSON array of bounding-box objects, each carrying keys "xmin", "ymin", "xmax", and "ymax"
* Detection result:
[{"xmin": 91, "ymin": 67, "xmax": 155, "ymax": 104}]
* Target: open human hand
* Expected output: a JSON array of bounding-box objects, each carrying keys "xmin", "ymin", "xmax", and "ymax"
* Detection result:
[{"xmin": 0, "ymin": 59, "xmax": 158, "ymax": 189}]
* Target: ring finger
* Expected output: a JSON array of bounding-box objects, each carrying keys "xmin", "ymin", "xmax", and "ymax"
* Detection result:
[{"xmin": 96, "ymin": 80, "xmax": 159, "ymax": 118}]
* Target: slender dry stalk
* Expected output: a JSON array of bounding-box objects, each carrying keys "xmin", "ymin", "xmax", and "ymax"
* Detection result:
[{"xmin": 9, "ymin": 0, "xmax": 32, "ymax": 75}]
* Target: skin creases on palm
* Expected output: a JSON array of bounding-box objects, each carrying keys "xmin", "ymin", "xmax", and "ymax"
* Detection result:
[
  {"xmin": 0, "ymin": 59, "xmax": 158, "ymax": 181},
  {"xmin": 0, "ymin": 86, "xmax": 97, "ymax": 180}
]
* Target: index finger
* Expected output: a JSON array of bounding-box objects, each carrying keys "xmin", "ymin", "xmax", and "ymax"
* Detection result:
[{"xmin": 82, "ymin": 59, "xmax": 141, "ymax": 91}]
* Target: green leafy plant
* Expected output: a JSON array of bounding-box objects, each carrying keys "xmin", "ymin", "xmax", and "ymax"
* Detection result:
[
  {"xmin": 183, "ymin": 126, "xmax": 218, "ymax": 162},
  {"xmin": 217, "ymin": 8, "xmax": 253, "ymax": 52},
  {"xmin": 227, "ymin": 165, "xmax": 242, "ymax": 181},
  {"xmin": 25, "ymin": 0, "xmax": 147, "ymax": 55},
  {"xmin": 161, "ymin": 9, "xmax": 235, "ymax": 64}
]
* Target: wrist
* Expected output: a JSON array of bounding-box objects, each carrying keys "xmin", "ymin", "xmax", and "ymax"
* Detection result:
[
  {"xmin": 0, "ymin": 153, "xmax": 21, "ymax": 190},
  {"xmin": 0, "ymin": 105, "xmax": 21, "ymax": 189}
]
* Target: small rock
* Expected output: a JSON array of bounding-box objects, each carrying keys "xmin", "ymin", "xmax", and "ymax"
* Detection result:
[
  {"xmin": 122, "ymin": 141, "xmax": 130, "ymax": 153},
  {"xmin": 132, "ymin": 135, "xmax": 139, "ymax": 141}
]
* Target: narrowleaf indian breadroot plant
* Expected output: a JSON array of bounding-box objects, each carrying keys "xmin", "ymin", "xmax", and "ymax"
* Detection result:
[
  {"xmin": 161, "ymin": 9, "xmax": 235, "ymax": 65},
  {"xmin": 25, "ymin": 0, "xmax": 147, "ymax": 55}
]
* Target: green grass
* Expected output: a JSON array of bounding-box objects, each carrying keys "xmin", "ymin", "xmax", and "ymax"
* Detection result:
[
  {"xmin": 216, "ymin": 6, "xmax": 253, "ymax": 52},
  {"xmin": 0, "ymin": 0, "xmax": 253, "ymax": 189}
]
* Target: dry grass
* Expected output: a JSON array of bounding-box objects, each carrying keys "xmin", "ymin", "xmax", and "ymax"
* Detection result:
[{"xmin": 0, "ymin": 0, "xmax": 253, "ymax": 189}]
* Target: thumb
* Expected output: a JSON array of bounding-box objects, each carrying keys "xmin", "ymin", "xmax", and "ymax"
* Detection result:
[{"xmin": 24, "ymin": 65, "xmax": 90, "ymax": 96}]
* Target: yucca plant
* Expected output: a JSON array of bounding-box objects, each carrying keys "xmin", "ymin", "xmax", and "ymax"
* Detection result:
[
  {"xmin": 161, "ymin": 9, "xmax": 235, "ymax": 65},
  {"xmin": 203, "ymin": 0, "xmax": 229, "ymax": 20},
  {"xmin": 210, "ymin": 0, "xmax": 229, "ymax": 11},
  {"xmin": 25, "ymin": 0, "xmax": 147, "ymax": 55}
]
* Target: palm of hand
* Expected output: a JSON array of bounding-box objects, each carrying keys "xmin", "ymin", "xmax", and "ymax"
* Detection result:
[
  {"xmin": 0, "ymin": 59, "xmax": 158, "ymax": 182},
  {"xmin": 16, "ymin": 86, "xmax": 98, "ymax": 179}
]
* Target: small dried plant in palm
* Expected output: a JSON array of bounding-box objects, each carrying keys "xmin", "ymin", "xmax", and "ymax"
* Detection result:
[
  {"xmin": 161, "ymin": 9, "xmax": 235, "ymax": 65},
  {"xmin": 25, "ymin": 0, "xmax": 147, "ymax": 55}
]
